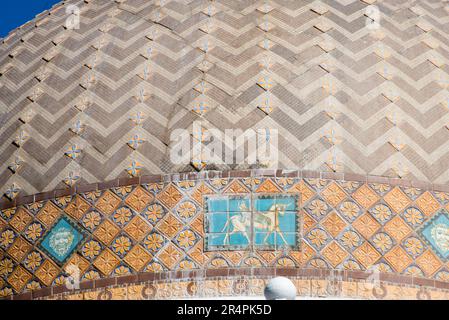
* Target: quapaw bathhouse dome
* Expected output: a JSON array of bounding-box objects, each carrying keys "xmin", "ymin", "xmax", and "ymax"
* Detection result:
[{"xmin": 0, "ymin": 0, "xmax": 449, "ymax": 300}]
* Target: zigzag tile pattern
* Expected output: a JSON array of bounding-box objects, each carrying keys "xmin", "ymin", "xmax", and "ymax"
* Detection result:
[{"xmin": 0, "ymin": 0, "xmax": 449, "ymax": 197}]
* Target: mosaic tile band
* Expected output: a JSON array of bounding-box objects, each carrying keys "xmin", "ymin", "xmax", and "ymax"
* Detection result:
[{"xmin": 2, "ymin": 170, "xmax": 449, "ymax": 299}]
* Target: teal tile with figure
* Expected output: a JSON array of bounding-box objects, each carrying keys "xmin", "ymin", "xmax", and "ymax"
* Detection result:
[
  {"xmin": 205, "ymin": 195, "xmax": 298, "ymax": 250},
  {"xmin": 253, "ymin": 196, "xmax": 298, "ymax": 248},
  {"xmin": 38, "ymin": 216, "xmax": 86, "ymax": 264},
  {"xmin": 419, "ymin": 210, "xmax": 449, "ymax": 260}
]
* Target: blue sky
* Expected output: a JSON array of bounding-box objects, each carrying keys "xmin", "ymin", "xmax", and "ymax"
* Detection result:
[{"xmin": 0, "ymin": 0, "xmax": 61, "ymax": 37}]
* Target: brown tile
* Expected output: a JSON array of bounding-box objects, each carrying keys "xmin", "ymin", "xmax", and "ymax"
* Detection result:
[
  {"xmin": 205, "ymin": 268, "xmax": 229, "ymax": 278},
  {"xmin": 379, "ymin": 273, "xmax": 413, "ymax": 285},
  {"xmin": 79, "ymin": 280, "xmax": 94, "ymax": 291},
  {"xmin": 12, "ymin": 291, "xmax": 32, "ymax": 300},
  {"xmin": 432, "ymin": 184, "xmax": 449, "ymax": 193},
  {"xmin": 15, "ymin": 194, "xmax": 34, "ymax": 207},
  {"xmin": 97, "ymin": 179, "xmax": 119, "ymax": 191},
  {"xmin": 54, "ymin": 187, "xmax": 74, "ymax": 198},
  {"xmin": 95, "ymin": 277, "xmax": 116, "ymax": 289},
  {"xmin": 0, "ymin": 196, "xmax": 15, "ymax": 210},
  {"xmin": 31, "ymin": 286, "xmax": 52, "ymax": 299},
  {"xmin": 140, "ymin": 174, "xmax": 163, "ymax": 184},
  {"xmin": 321, "ymin": 172, "xmax": 344, "ymax": 181},
  {"xmin": 34, "ymin": 191, "xmax": 55, "ymax": 203},
  {"xmin": 434, "ymin": 280, "xmax": 449, "ymax": 290},
  {"xmin": 413, "ymin": 277, "xmax": 435, "ymax": 287},
  {"xmin": 344, "ymin": 173, "xmax": 367, "ymax": 183},
  {"xmin": 411, "ymin": 180, "xmax": 432, "ymax": 191},
  {"xmin": 116, "ymin": 274, "xmax": 139, "ymax": 286},
  {"xmin": 137, "ymin": 272, "xmax": 156, "ymax": 283},
  {"xmin": 118, "ymin": 177, "xmax": 140, "ymax": 187},
  {"xmin": 366, "ymin": 175, "xmax": 389, "ymax": 185},
  {"xmin": 302, "ymin": 170, "xmax": 320, "ymax": 179},
  {"xmin": 76, "ymin": 183, "xmax": 98, "ymax": 194},
  {"xmin": 275, "ymin": 268, "xmax": 297, "ymax": 277}
]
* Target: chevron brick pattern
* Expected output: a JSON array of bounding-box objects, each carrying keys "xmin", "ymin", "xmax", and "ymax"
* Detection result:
[{"xmin": 0, "ymin": 0, "xmax": 449, "ymax": 198}]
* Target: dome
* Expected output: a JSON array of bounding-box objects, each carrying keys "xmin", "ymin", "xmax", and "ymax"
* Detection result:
[
  {"xmin": 0, "ymin": 0, "xmax": 448, "ymax": 199},
  {"xmin": 1, "ymin": 0, "xmax": 449, "ymax": 301}
]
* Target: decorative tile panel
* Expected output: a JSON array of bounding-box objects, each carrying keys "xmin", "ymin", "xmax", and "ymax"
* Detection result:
[
  {"xmin": 2, "ymin": 174, "xmax": 449, "ymax": 298},
  {"xmin": 38, "ymin": 217, "xmax": 86, "ymax": 265}
]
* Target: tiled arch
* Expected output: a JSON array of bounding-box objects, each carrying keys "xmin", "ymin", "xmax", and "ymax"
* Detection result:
[{"xmin": 1, "ymin": 170, "xmax": 449, "ymax": 300}]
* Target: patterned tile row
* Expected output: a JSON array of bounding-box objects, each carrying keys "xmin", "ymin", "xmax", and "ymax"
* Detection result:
[
  {"xmin": 2, "ymin": 176, "xmax": 449, "ymax": 297},
  {"xmin": 39, "ymin": 276, "xmax": 449, "ymax": 300}
]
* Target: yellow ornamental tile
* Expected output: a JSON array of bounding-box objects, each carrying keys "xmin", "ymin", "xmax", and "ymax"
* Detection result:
[
  {"xmin": 255, "ymin": 179, "xmax": 282, "ymax": 193},
  {"xmin": 156, "ymin": 213, "xmax": 183, "ymax": 239},
  {"xmin": 223, "ymin": 180, "xmax": 250, "ymax": 194},
  {"xmin": 383, "ymin": 187, "xmax": 411, "ymax": 213},
  {"xmin": 303, "ymin": 212, "xmax": 317, "ymax": 233},
  {"xmin": 94, "ymin": 220, "xmax": 120, "ymax": 245},
  {"xmin": 288, "ymin": 181, "xmax": 315, "ymax": 205},
  {"xmin": 96, "ymin": 190, "xmax": 121, "ymax": 215},
  {"xmin": 191, "ymin": 183, "xmax": 214, "ymax": 206},
  {"xmin": 7, "ymin": 265, "xmax": 32, "ymax": 292},
  {"xmin": 188, "ymin": 240, "xmax": 211, "ymax": 267},
  {"xmin": 190, "ymin": 214, "xmax": 204, "ymax": 237},
  {"xmin": 158, "ymin": 243, "xmax": 183, "ymax": 269},
  {"xmin": 321, "ymin": 182, "xmax": 347, "ymax": 208},
  {"xmin": 64, "ymin": 196, "xmax": 91, "ymax": 220},
  {"xmin": 124, "ymin": 216, "xmax": 152, "ymax": 242},
  {"xmin": 321, "ymin": 211, "xmax": 347, "ymax": 237},
  {"xmin": 352, "ymin": 184, "xmax": 379, "ymax": 209},
  {"xmin": 385, "ymin": 246, "xmax": 413, "ymax": 273},
  {"xmin": 36, "ymin": 201, "xmax": 61, "ymax": 227},
  {"xmin": 7, "ymin": 237, "xmax": 32, "ymax": 263},
  {"xmin": 257, "ymin": 251, "xmax": 279, "ymax": 265},
  {"xmin": 353, "ymin": 241, "xmax": 381, "ymax": 269},
  {"xmin": 124, "ymin": 245, "xmax": 152, "ymax": 272},
  {"xmin": 93, "ymin": 249, "xmax": 120, "ymax": 276},
  {"xmin": 125, "ymin": 186, "xmax": 153, "ymax": 213},
  {"xmin": 384, "ymin": 216, "xmax": 412, "ymax": 242},
  {"xmin": 157, "ymin": 184, "xmax": 183, "ymax": 209},
  {"xmin": 35, "ymin": 259, "xmax": 59, "ymax": 286},
  {"xmin": 219, "ymin": 251, "xmax": 241, "ymax": 266},
  {"xmin": 321, "ymin": 241, "xmax": 348, "ymax": 268},
  {"xmin": 416, "ymin": 250, "xmax": 442, "ymax": 277},
  {"xmin": 353, "ymin": 214, "xmax": 381, "ymax": 240},
  {"xmin": 415, "ymin": 191, "xmax": 440, "ymax": 217},
  {"xmin": 64, "ymin": 253, "xmax": 89, "ymax": 275},
  {"xmin": 9, "ymin": 208, "xmax": 33, "ymax": 233}
]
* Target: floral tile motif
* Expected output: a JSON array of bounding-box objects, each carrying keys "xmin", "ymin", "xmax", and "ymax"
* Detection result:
[
  {"xmin": 96, "ymin": 191, "xmax": 122, "ymax": 215},
  {"xmin": 415, "ymin": 192, "xmax": 440, "ymax": 217},
  {"xmin": 64, "ymin": 196, "xmax": 91, "ymax": 221},
  {"xmin": 416, "ymin": 249, "xmax": 442, "ymax": 277},
  {"xmin": 352, "ymin": 184, "xmax": 379, "ymax": 209},
  {"xmin": 93, "ymin": 249, "xmax": 120, "ymax": 276},
  {"xmin": 384, "ymin": 246, "xmax": 413, "ymax": 273},
  {"xmin": 9, "ymin": 208, "xmax": 33, "ymax": 233},
  {"xmin": 7, "ymin": 265, "xmax": 32, "ymax": 292},
  {"xmin": 7, "ymin": 237, "xmax": 32, "ymax": 263},
  {"xmin": 123, "ymin": 245, "xmax": 152, "ymax": 272},
  {"xmin": 124, "ymin": 216, "xmax": 152, "ymax": 242},
  {"xmin": 35, "ymin": 259, "xmax": 59, "ymax": 286},
  {"xmin": 157, "ymin": 184, "xmax": 183, "ymax": 209},
  {"xmin": 321, "ymin": 241, "xmax": 348, "ymax": 268},
  {"xmin": 419, "ymin": 210, "xmax": 449, "ymax": 260},
  {"xmin": 4, "ymin": 176, "xmax": 449, "ymax": 298},
  {"xmin": 353, "ymin": 214, "xmax": 381, "ymax": 240},
  {"xmin": 321, "ymin": 182, "xmax": 347, "ymax": 208},
  {"xmin": 125, "ymin": 186, "xmax": 153, "ymax": 213},
  {"xmin": 384, "ymin": 187, "xmax": 411, "ymax": 214},
  {"xmin": 38, "ymin": 217, "xmax": 86, "ymax": 265},
  {"xmin": 36, "ymin": 202, "xmax": 61, "ymax": 227},
  {"xmin": 352, "ymin": 241, "xmax": 381, "ymax": 269}
]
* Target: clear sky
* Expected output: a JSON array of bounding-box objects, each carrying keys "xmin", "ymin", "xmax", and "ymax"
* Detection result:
[{"xmin": 0, "ymin": 0, "xmax": 62, "ymax": 37}]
